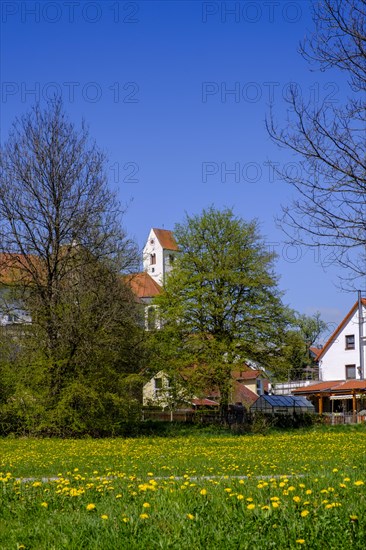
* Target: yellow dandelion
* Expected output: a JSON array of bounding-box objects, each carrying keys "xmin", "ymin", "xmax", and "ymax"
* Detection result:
[
  {"xmin": 140, "ymin": 513, "xmax": 149, "ymax": 519},
  {"xmin": 187, "ymin": 513, "xmax": 194, "ymax": 520},
  {"xmin": 122, "ymin": 517, "xmax": 129, "ymax": 523},
  {"xmin": 296, "ymin": 540, "xmax": 305, "ymax": 545},
  {"xmin": 200, "ymin": 489, "xmax": 207, "ymax": 496},
  {"xmin": 305, "ymin": 489, "xmax": 312, "ymax": 495},
  {"xmin": 272, "ymin": 502, "xmax": 280, "ymax": 508},
  {"xmin": 40, "ymin": 502, "xmax": 48, "ymax": 508},
  {"xmin": 143, "ymin": 502, "xmax": 150, "ymax": 508},
  {"xmin": 350, "ymin": 515, "xmax": 358, "ymax": 522},
  {"xmin": 354, "ymin": 480, "xmax": 364, "ymax": 486},
  {"xmin": 247, "ymin": 503, "xmax": 255, "ymax": 510},
  {"xmin": 293, "ymin": 496, "xmax": 301, "ymax": 503},
  {"xmin": 237, "ymin": 494, "xmax": 244, "ymax": 500},
  {"xmin": 262, "ymin": 505, "xmax": 270, "ymax": 510},
  {"xmin": 86, "ymin": 503, "xmax": 96, "ymax": 511},
  {"xmin": 101, "ymin": 514, "xmax": 108, "ymax": 520},
  {"xmin": 301, "ymin": 510, "xmax": 309, "ymax": 517}
]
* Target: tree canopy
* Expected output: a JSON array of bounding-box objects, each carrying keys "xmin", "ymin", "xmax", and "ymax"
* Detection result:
[
  {"xmin": 0, "ymin": 101, "xmax": 145, "ymax": 435},
  {"xmin": 151, "ymin": 207, "xmax": 291, "ymax": 411}
]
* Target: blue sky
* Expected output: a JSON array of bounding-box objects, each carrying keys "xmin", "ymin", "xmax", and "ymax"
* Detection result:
[{"xmin": 0, "ymin": 0, "xmax": 358, "ymax": 333}]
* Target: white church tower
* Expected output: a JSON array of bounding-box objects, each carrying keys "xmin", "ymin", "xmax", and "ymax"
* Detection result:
[{"xmin": 143, "ymin": 228, "xmax": 179, "ymax": 286}]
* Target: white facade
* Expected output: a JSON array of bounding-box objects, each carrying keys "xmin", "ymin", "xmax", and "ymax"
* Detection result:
[
  {"xmin": 318, "ymin": 300, "xmax": 366, "ymax": 381},
  {"xmin": 142, "ymin": 228, "xmax": 178, "ymax": 285}
]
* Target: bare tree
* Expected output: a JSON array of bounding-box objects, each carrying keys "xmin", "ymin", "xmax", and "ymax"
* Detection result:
[
  {"xmin": 267, "ymin": 0, "xmax": 366, "ymax": 286},
  {"xmin": 0, "ymin": 100, "xmax": 140, "ymax": 399}
]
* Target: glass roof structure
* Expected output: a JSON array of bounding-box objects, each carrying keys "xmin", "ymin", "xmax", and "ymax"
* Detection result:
[{"xmin": 250, "ymin": 395, "xmax": 315, "ymax": 413}]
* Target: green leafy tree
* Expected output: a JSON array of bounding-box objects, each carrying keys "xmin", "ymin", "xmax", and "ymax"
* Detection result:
[
  {"xmin": 152, "ymin": 207, "xmax": 291, "ymax": 416},
  {"xmin": 0, "ymin": 101, "xmax": 145, "ymax": 435}
]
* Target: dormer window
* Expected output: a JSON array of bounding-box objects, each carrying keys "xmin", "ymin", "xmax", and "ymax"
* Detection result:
[
  {"xmin": 345, "ymin": 334, "xmax": 355, "ymax": 350},
  {"xmin": 150, "ymin": 253, "xmax": 156, "ymax": 265},
  {"xmin": 150, "ymin": 238, "xmax": 155, "ymax": 245}
]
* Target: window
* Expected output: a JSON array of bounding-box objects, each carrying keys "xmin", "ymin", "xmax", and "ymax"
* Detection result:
[
  {"xmin": 345, "ymin": 334, "xmax": 355, "ymax": 350},
  {"xmin": 150, "ymin": 253, "xmax": 156, "ymax": 265},
  {"xmin": 169, "ymin": 254, "xmax": 175, "ymax": 264},
  {"xmin": 256, "ymin": 379, "xmax": 263, "ymax": 396},
  {"xmin": 345, "ymin": 364, "xmax": 356, "ymax": 379}
]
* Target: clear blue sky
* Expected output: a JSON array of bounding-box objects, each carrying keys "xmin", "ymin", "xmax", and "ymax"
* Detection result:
[{"xmin": 0, "ymin": 0, "xmax": 358, "ymax": 333}]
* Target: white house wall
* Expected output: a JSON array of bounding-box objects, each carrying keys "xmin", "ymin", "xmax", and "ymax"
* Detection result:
[{"xmin": 319, "ymin": 304, "xmax": 365, "ymax": 381}]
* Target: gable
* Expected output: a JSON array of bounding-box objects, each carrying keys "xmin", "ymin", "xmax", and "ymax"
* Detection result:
[{"xmin": 317, "ymin": 299, "xmax": 366, "ymax": 361}]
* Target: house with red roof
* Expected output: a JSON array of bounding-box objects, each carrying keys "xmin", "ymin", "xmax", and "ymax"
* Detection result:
[{"xmin": 290, "ymin": 298, "xmax": 366, "ymax": 414}]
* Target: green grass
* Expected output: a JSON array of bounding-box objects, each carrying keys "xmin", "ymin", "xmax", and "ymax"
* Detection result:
[{"xmin": 1, "ymin": 426, "xmax": 366, "ymax": 549}]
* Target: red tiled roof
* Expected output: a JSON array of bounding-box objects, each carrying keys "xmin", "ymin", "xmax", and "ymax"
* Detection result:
[
  {"xmin": 309, "ymin": 346, "xmax": 322, "ymax": 359},
  {"xmin": 125, "ymin": 272, "xmax": 162, "ymax": 299},
  {"xmin": 317, "ymin": 299, "xmax": 366, "ymax": 361},
  {"xmin": 0, "ymin": 253, "xmax": 44, "ymax": 285},
  {"xmin": 232, "ymin": 381, "xmax": 258, "ymax": 407},
  {"xmin": 293, "ymin": 379, "xmax": 366, "ymax": 395},
  {"xmin": 152, "ymin": 229, "xmax": 179, "ymax": 251},
  {"xmin": 191, "ymin": 398, "xmax": 219, "ymax": 407}
]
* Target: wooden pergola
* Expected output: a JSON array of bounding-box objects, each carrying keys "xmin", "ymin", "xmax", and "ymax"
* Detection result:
[{"xmin": 293, "ymin": 380, "xmax": 366, "ymax": 415}]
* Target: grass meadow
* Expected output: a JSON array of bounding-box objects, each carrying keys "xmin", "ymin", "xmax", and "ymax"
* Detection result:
[{"xmin": 1, "ymin": 426, "xmax": 366, "ymax": 549}]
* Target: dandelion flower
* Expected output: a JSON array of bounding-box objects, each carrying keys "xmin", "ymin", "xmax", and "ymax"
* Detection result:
[
  {"xmin": 40, "ymin": 502, "xmax": 48, "ymax": 508},
  {"xmin": 140, "ymin": 513, "xmax": 149, "ymax": 519},
  {"xmin": 301, "ymin": 510, "xmax": 309, "ymax": 517},
  {"xmin": 86, "ymin": 503, "xmax": 96, "ymax": 511},
  {"xmin": 187, "ymin": 513, "xmax": 194, "ymax": 520},
  {"xmin": 247, "ymin": 504, "xmax": 255, "ymax": 510},
  {"xmin": 200, "ymin": 489, "xmax": 207, "ymax": 496},
  {"xmin": 101, "ymin": 514, "xmax": 108, "ymax": 520},
  {"xmin": 296, "ymin": 540, "xmax": 305, "ymax": 545},
  {"xmin": 143, "ymin": 502, "xmax": 150, "ymax": 508}
]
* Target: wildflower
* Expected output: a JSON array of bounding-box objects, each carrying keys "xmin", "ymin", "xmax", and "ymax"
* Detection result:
[
  {"xmin": 247, "ymin": 504, "xmax": 255, "ymax": 510},
  {"xmin": 86, "ymin": 503, "xmax": 96, "ymax": 511},
  {"xmin": 225, "ymin": 488, "xmax": 232, "ymax": 493},
  {"xmin": 40, "ymin": 502, "xmax": 48, "ymax": 508},
  {"xmin": 101, "ymin": 514, "xmax": 108, "ymax": 520},
  {"xmin": 272, "ymin": 502, "xmax": 280, "ymax": 508},
  {"xmin": 354, "ymin": 480, "xmax": 364, "ymax": 486},
  {"xmin": 246, "ymin": 497, "xmax": 253, "ymax": 502},
  {"xmin": 296, "ymin": 540, "xmax": 305, "ymax": 545},
  {"xmin": 143, "ymin": 502, "xmax": 150, "ymax": 508},
  {"xmin": 116, "ymin": 494, "xmax": 122, "ymax": 499},
  {"xmin": 301, "ymin": 510, "xmax": 309, "ymax": 517},
  {"xmin": 293, "ymin": 496, "xmax": 301, "ymax": 503},
  {"xmin": 187, "ymin": 513, "xmax": 194, "ymax": 520},
  {"xmin": 122, "ymin": 517, "xmax": 129, "ymax": 523},
  {"xmin": 32, "ymin": 481, "xmax": 42, "ymax": 488},
  {"xmin": 140, "ymin": 513, "xmax": 149, "ymax": 519},
  {"xmin": 200, "ymin": 489, "xmax": 207, "ymax": 496},
  {"xmin": 237, "ymin": 494, "xmax": 244, "ymax": 500},
  {"xmin": 262, "ymin": 505, "xmax": 270, "ymax": 510},
  {"xmin": 305, "ymin": 490, "xmax": 312, "ymax": 495},
  {"xmin": 350, "ymin": 515, "xmax": 358, "ymax": 522}
]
